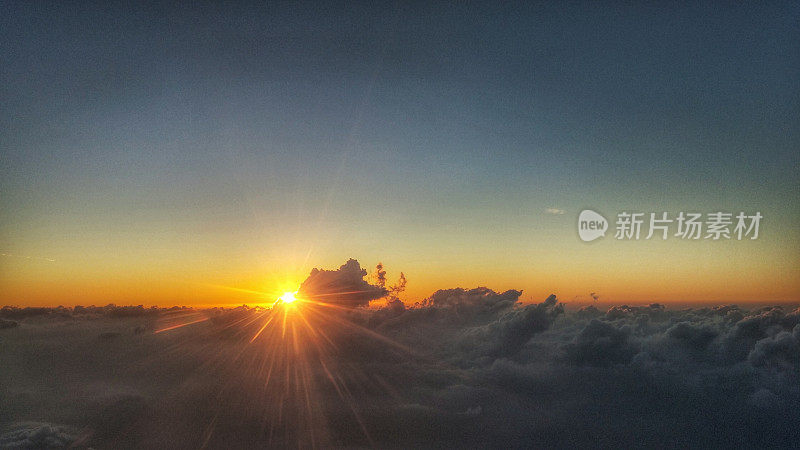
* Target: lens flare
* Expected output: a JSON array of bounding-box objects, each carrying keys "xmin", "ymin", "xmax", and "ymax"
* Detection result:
[
  {"xmin": 278, "ymin": 291, "xmax": 298, "ymax": 304},
  {"xmin": 149, "ymin": 282, "xmax": 418, "ymax": 448}
]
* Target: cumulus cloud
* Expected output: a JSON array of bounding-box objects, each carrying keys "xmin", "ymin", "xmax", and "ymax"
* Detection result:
[
  {"xmin": 297, "ymin": 258, "xmax": 388, "ymax": 307},
  {"xmin": 1, "ymin": 265, "xmax": 799, "ymax": 448}
]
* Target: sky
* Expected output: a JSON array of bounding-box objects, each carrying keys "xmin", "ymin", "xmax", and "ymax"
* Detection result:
[{"xmin": 1, "ymin": 2, "xmax": 798, "ymax": 306}]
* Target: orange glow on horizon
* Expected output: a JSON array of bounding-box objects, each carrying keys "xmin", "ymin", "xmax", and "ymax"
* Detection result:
[{"xmin": 1, "ymin": 246, "xmax": 798, "ymax": 307}]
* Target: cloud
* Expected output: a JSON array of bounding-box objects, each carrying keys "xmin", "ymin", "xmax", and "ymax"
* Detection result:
[
  {"xmin": 748, "ymin": 326, "xmax": 800, "ymax": 370},
  {"xmin": 0, "ymin": 319, "xmax": 19, "ymax": 329},
  {"xmin": 456, "ymin": 293, "xmax": 563, "ymax": 358},
  {"xmin": 374, "ymin": 262, "xmax": 387, "ymax": 288},
  {"xmin": 0, "ymin": 253, "xmax": 55, "ymax": 262},
  {"xmin": 0, "ymin": 304, "xmax": 191, "ymax": 320},
  {"xmin": 0, "ymin": 306, "xmax": 62, "ymax": 320},
  {"xmin": 545, "ymin": 207, "xmax": 565, "ymax": 215},
  {"xmin": 297, "ymin": 258, "xmax": 388, "ymax": 307},
  {"xmin": 565, "ymin": 318, "xmax": 639, "ymax": 366},
  {"xmin": 1, "ymin": 266, "xmax": 799, "ymax": 448},
  {"xmin": 0, "ymin": 423, "xmax": 77, "ymax": 448}
]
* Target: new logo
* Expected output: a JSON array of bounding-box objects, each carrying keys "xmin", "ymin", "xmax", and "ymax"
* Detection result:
[{"xmin": 578, "ymin": 209, "xmax": 608, "ymax": 242}]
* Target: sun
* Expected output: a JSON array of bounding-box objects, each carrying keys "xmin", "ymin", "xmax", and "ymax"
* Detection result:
[{"xmin": 278, "ymin": 291, "xmax": 298, "ymax": 304}]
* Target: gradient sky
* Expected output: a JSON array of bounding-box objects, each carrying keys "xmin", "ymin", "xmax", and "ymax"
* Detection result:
[{"xmin": 1, "ymin": 2, "xmax": 798, "ymax": 307}]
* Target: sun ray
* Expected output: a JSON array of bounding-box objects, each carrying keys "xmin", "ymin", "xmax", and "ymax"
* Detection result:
[
  {"xmin": 153, "ymin": 316, "xmax": 208, "ymax": 334},
  {"xmin": 249, "ymin": 315, "xmax": 275, "ymax": 343},
  {"xmin": 145, "ymin": 282, "xmax": 424, "ymax": 448}
]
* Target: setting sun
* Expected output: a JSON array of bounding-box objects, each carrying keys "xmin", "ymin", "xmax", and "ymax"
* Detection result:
[{"xmin": 278, "ymin": 291, "xmax": 298, "ymax": 304}]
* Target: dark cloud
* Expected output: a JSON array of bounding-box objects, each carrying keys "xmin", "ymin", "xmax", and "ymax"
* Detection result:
[
  {"xmin": 391, "ymin": 272, "xmax": 407, "ymax": 294},
  {"xmin": 1, "ymin": 306, "xmax": 66, "ymax": 320},
  {"xmin": 0, "ymin": 423, "xmax": 77, "ymax": 448},
  {"xmin": 374, "ymin": 262, "xmax": 387, "ymax": 288},
  {"xmin": 98, "ymin": 331, "xmax": 122, "ymax": 341},
  {"xmin": 748, "ymin": 326, "xmax": 800, "ymax": 370},
  {"xmin": 1, "ymin": 269, "xmax": 799, "ymax": 448},
  {"xmin": 456, "ymin": 294, "xmax": 563, "ymax": 359},
  {"xmin": 0, "ymin": 318, "xmax": 19, "ymax": 329},
  {"xmin": 565, "ymin": 318, "xmax": 639, "ymax": 366},
  {"xmin": 1, "ymin": 304, "xmax": 192, "ymax": 320},
  {"xmin": 297, "ymin": 258, "xmax": 388, "ymax": 307}
]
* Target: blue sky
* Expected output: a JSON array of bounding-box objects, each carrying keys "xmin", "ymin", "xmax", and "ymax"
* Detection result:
[{"xmin": 1, "ymin": 2, "xmax": 798, "ymax": 305}]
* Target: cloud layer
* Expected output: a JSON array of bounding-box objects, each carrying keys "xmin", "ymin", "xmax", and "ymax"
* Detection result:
[{"xmin": 1, "ymin": 260, "xmax": 798, "ymax": 448}]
